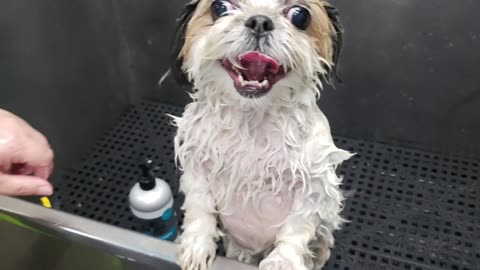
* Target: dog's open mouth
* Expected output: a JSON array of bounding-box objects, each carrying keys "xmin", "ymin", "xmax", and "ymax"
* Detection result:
[{"xmin": 221, "ymin": 52, "xmax": 288, "ymax": 98}]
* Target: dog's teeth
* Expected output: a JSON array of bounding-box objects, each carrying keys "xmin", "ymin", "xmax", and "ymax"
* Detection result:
[
  {"xmin": 233, "ymin": 66, "xmax": 241, "ymax": 75},
  {"xmin": 232, "ymin": 61, "xmax": 243, "ymax": 71},
  {"xmin": 247, "ymin": 80, "xmax": 260, "ymax": 87},
  {"xmin": 239, "ymin": 74, "xmax": 247, "ymax": 86},
  {"xmin": 237, "ymin": 78, "xmax": 269, "ymax": 88}
]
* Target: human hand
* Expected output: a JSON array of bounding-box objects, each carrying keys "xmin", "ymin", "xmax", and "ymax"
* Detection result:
[{"xmin": 0, "ymin": 109, "xmax": 54, "ymax": 196}]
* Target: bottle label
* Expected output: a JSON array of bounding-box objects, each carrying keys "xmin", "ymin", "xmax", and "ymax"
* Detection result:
[{"xmin": 142, "ymin": 208, "xmax": 178, "ymax": 241}]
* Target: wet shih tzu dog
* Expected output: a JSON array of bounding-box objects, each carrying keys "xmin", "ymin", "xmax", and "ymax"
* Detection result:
[{"xmin": 169, "ymin": 0, "xmax": 351, "ymax": 269}]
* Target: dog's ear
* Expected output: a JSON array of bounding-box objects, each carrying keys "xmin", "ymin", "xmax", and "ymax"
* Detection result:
[
  {"xmin": 171, "ymin": 0, "xmax": 200, "ymax": 85},
  {"xmin": 323, "ymin": 3, "xmax": 344, "ymax": 83}
]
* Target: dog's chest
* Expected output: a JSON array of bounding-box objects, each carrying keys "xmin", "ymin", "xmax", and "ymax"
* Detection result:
[
  {"xmin": 218, "ymin": 183, "xmax": 296, "ymax": 255},
  {"xmin": 201, "ymin": 117, "xmax": 301, "ymax": 254},
  {"xmin": 180, "ymin": 108, "xmax": 309, "ymax": 253},
  {"xmin": 202, "ymin": 114, "xmax": 295, "ymax": 175}
]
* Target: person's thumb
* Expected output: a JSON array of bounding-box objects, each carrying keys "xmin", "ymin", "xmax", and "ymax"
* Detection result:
[{"xmin": 0, "ymin": 174, "xmax": 53, "ymax": 196}]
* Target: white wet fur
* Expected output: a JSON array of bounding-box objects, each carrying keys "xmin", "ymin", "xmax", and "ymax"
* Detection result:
[{"xmin": 173, "ymin": 0, "xmax": 352, "ymax": 269}]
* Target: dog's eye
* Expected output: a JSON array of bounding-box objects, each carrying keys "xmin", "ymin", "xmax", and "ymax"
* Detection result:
[
  {"xmin": 211, "ymin": 0, "xmax": 234, "ymax": 19},
  {"xmin": 287, "ymin": 6, "xmax": 311, "ymax": 30}
]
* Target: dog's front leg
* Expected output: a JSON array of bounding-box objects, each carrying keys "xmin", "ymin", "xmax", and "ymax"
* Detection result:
[
  {"xmin": 177, "ymin": 171, "xmax": 220, "ymax": 270},
  {"xmin": 260, "ymin": 168, "xmax": 343, "ymax": 270},
  {"xmin": 259, "ymin": 212, "xmax": 319, "ymax": 270}
]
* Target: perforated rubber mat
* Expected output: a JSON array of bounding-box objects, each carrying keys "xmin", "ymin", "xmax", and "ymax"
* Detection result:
[{"xmin": 51, "ymin": 100, "xmax": 479, "ymax": 270}]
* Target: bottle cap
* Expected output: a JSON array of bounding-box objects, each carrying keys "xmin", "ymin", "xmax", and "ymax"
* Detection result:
[{"xmin": 139, "ymin": 158, "xmax": 156, "ymax": 191}]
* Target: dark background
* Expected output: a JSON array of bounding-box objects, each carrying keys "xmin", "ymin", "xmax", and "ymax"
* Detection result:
[{"xmin": 1, "ymin": 0, "xmax": 479, "ymax": 172}]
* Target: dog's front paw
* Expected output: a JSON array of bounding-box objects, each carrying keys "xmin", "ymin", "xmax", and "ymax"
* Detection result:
[
  {"xmin": 177, "ymin": 234, "xmax": 217, "ymax": 270},
  {"xmin": 259, "ymin": 246, "xmax": 308, "ymax": 270}
]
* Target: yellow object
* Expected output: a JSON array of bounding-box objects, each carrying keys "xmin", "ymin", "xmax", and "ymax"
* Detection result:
[{"xmin": 40, "ymin": 197, "xmax": 52, "ymax": 208}]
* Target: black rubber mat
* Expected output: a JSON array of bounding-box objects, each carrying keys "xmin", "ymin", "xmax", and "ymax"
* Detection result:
[
  {"xmin": 51, "ymin": 100, "xmax": 479, "ymax": 270},
  {"xmin": 327, "ymin": 138, "xmax": 479, "ymax": 270}
]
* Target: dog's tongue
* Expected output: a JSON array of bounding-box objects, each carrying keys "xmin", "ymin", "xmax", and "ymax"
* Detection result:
[{"xmin": 239, "ymin": 52, "xmax": 280, "ymax": 81}]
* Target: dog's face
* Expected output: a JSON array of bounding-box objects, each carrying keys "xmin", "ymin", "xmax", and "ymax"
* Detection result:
[{"xmin": 172, "ymin": 0, "xmax": 343, "ymax": 102}]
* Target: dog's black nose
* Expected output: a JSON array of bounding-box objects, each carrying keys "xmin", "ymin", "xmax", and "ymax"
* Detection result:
[{"xmin": 245, "ymin": 15, "xmax": 274, "ymax": 36}]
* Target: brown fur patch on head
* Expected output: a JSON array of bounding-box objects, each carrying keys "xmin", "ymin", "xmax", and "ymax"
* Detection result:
[
  {"xmin": 305, "ymin": 1, "xmax": 336, "ymax": 65},
  {"xmin": 180, "ymin": 0, "xmax": 214, "ymax": 65}
]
